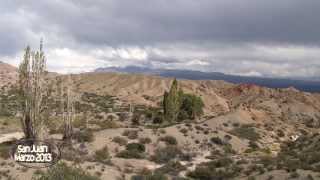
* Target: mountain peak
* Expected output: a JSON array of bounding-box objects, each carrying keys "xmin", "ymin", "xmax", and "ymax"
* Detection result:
[{"xmin": 94, "ymin": 66, "xmax": 320, "ymax": 93}]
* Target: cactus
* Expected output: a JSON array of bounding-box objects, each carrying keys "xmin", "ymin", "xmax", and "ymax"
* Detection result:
[
  {"xmin": 57, "ymin": 75, "xmax": 75, "ymax": 142},
  {"xmin": 18, "ymin": 41, "xmax": 47, "ymax": 140}
]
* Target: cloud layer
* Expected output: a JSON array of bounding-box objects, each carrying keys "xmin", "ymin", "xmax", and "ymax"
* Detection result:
[{"xmin": 1, "ymin": 0, "xmax": 320, "ymax": 78}]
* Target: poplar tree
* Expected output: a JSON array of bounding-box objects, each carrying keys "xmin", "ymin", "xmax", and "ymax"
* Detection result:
[
  {"xmin": 163, "ymin": 79, "xmax": 181, "ymax": 122},
  {"xmin": 163, "ymin": 79, "xmax": 204, "ymax": 122}
]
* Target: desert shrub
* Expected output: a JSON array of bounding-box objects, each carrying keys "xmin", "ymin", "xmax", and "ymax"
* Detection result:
[
  {"xmin": 224, "ymin": 134, "xmax": 232, "ymax": 141},
  {"xmin": 210, "ymin": 137, "xmax": 224, "ymax": 145},
  {"xmin": 159, "ymin": 136, "xmax": 178, "ymax": 145},
  {"xmin": 275, "ymin": 134, "xmax": 320, "ymax": 171},
  {"xmin": 257, "ymin": 156, "xmax": 275, "ymax": 168},
  {"xmin": 131, "ymin": 173, "xmax": 168, "ymax": 180},
  {"xmin": 155, "ymin": 161, "xmax": 186, "ymax": 176},
  {"xmin": 94, "ymin": 146, "xmax": 110, "ymax": 164},
  {"xmin": 159, "ymin": 129, "xmax": 166, "ymax": 134},
  {"xmin": 112, "ymin": 136, "xmax": 128, "ymax": 146},
  {"xmin": 0, "ymin": 108, "xmax": 12, "ymax": 116},
  {"xmin": 126, "ymin": 143, "xmax": 146, "ymax": 153},
  {"xmin": 289, "ymin": 172, "xmax": 299, "ymax": 178},
  {"xmin": 179, "ymin": 128, "xmax": 188, "ymax": 134},
  {"xmin": 72, "ymin": 115, "xmax": 88, "ymax": 129},
  {"xmin": 116, "ymin": 150, "xmax": 144, "ymax": 159},
  {"xmin": 180, "ymin": 152, "xmax": 194, "ymax": 162},
  {"xmin": 195, "ymin": 125, "xmax": 204, "ymax": 131},
  {"xmin": 92, "ymin": 120, "xmax": 119, "ymax": 130},
  {"xmin": 277, "ymin": 129, "xmax": 285, "ymax": 137},
  {"xmin": 0, "ymin": 142, "xmax": 11, "ymax": 159},
  {"xmin": 307, "ymin": 174, "xmax": 314, "ymax": 180},
  {"xmin": 266, "ymin": 175, "xmax": 274, "ymax": 180},
  {"xmin": 187, "ymin": 162, "xmax": 240, "ymax": 180},
  {"xmin": 122, "ymin": 130, "xmax": 138, "ymax": 139},
  {"xmin": 177, "ymin": 111, "xmax": 189, "ymax": 121},
  {"xmin": 131, "ymin": 114, "xmax": 141, "ymax": 125},
  {"xmin": 205, "ymin": 157, "xmax": 233, "ymax": 168},
  {"xmin": 139, "ymin": 137, "xmax": 152, "ymax": 144},
  {"xmin": 230, "ymin": 125, "xmax": 260, "ymax": 141},
  {"xmin": 223, "ymin": 144, "xmax": 236, "ymax": 154},
  {"xmin": 245, "ymin": 164, "xmax": 265, "ymax": 176},
  {"xmin": 32, "ymin": 162, "xmax": 100, "ymax": 180},
  {"xmin": 116, "ymin": 143, "xmax": 146, "ymax": 159},
  {"xmin": 73, "ymin": 130, "xmax": 94, "ymax": 143},
  {"xmin": 172, "ymin": 178, "xmax": 189, "ymax": 180},
  {"xmin": 153, "ymin": 115, "xmax": 164, "ymax": 124},
  {"xmin": 187, "ymin": 166, "xmax": 213, "ymax": 180},
  {"xmin": 249, "ymin": 141, "xmax": 259, "ymax": 149},
  {"xmin": 151, "ymin": 146, "xmax": 182, "ymax": 164},
  {"xmin": 232, "ymin": 122, "xmax": 240, "ymax": 127}
]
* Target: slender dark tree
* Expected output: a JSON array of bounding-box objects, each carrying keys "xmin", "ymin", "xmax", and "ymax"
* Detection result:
[{"xmin": 163, "ymin": 79, "xmax": 181, "ymax": 122}]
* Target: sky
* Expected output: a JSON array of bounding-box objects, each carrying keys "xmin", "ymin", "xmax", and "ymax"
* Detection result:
[{"xmin": 0, "ymin": 0, "xmax": 320, "ymax": 79}]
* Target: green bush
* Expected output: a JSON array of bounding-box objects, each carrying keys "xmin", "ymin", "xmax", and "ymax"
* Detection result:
[
  {"xmin": 122, "ymin": 130, "xmax": 139, "ymax": 139},
  {"xmin": 162, "ymin": 80, "xmax": 204, "ymax": 122},
  {"xmin": 230, "ymin": 125, "xmax": 260, "ymax": 141},
  {"xmin": 210, "ymin": 137, "xmax": 224, "ymax": 145},
  {"xmin": 116, "ymin": 142, "xmax": 147, "ymax": 159},
  {"xmin": 179, "ymin": 128, "xmax": 188, "ymax": 134},
  {"xmin": 187, "ymin": 158, "xmax": 240, "ymax": 180},
  {"xmin": 0, "ymin": 142, "xmax": 11, "ymax": 159},
  {"xmin": 92, "ymin": 120, "xmax": 119, "ymax": 130},
  {"xmin": 155, "ymin": 161, "xmax": 186, "ymax": 176},
  {"xmin": 32, "ymin": 162, "xmax": 100, "ymax": 180},
  {"xmin": 289, "ymin": 172, "xmax": 300, "ymax": 178},
  {"xmin": 187, "ymin": 166, "xmax": 240, "ymax": 180},
  {"xmin": 116, "ymin": 150, "xmax": 144, "ymax": 159},
  {"xmin": 205, "ymin": 157, "xmax": 233, "ymax": 169},
  {"xmin": 94, "ymin": 146, "xmax": 110, "ymax": 164},
  {"xmin": 178, "ymin": 93, "xmax": 204, "ymax": 121},
  {"xmin": 151, "ymin": 146, "xmax": 182, "ymax": 164},
  {"xmin": 126, "ymin": 143, "xmax": 146, "ymax": 153},
  {"xmin": 159, "ymin": 136, "xmax": 178, "ymax": 145},
  {"xmin": 112, "ymin": 136, "xmax": 128, "ymax": 146},
  {"xmin": 139, "ymin": 137, "xmax": 152, "ymax": 144},
  {"xmin": 73, "ymin": 130, "xmax": 94, "ymax": 143},
  {"xmin": 131, "ymin": 173, "xmax": 168, "ymax": 180}
]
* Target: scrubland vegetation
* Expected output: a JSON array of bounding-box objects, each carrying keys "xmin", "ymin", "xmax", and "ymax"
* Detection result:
[{"xmin": 1, "ymin": 57, "xmax": 320, "ymax": 180}]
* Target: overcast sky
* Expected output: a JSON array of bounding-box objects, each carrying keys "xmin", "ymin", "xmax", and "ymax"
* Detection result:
[{"xmin": 1, "ymin": 0, "xmax": 320, "ymax": 78}]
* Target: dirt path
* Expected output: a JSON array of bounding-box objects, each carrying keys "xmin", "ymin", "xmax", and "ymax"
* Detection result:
[{"xmin": 0, "ymin": 132, "xmax": 23, "ymax": 144}]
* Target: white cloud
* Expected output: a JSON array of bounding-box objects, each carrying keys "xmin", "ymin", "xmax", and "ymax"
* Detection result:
[
  {"xmin": 186, "ymin": 59, "xmax": 209, "ymax": 66},
  {"xmin": 2, "ymin": 44, "xmax": 319, "ymax": 79},
  {"xmin": 114, "ymin": 47, "xmax": 148, "ymax": 61}
]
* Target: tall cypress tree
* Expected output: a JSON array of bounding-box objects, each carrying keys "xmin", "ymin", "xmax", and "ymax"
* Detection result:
[{"xmin": 164, "ymin": 79, "xmax": 181, "ymax": 122}]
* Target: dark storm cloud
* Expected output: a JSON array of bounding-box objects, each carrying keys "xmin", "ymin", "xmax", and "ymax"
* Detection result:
[
  {"xmin": 0, "ymin": 0, "xmax": 320, "ymax": 78},
  {"xmin": 7, "ymin": 0, "xmax": 320, "ymax": 47}
]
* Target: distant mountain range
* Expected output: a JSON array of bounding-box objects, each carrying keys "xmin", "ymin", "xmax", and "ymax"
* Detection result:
[{"xmin": 95, "ymin": 66, "xmax": 320, "ymax": 93}]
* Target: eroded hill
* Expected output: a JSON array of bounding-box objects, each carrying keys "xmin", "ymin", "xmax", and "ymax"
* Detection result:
[{"xmin": 0, "ymin": 70, "xmax": 320, "ymax": 180}]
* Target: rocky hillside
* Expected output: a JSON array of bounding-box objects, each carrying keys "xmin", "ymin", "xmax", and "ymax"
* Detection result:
[
  {"xmin": 0, "ymin": 70, "xmax": 320, "ymax": 180},
  {"xmin": 0, "ymin": 61, "xmax": 17, "ymax": 88},
  {"xmin": 73, "ymin": 72, "xmax": 320, "ymax": 124}
]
